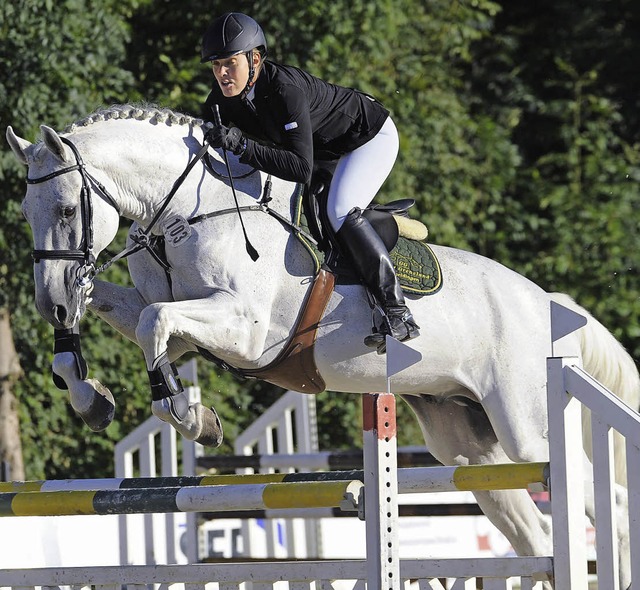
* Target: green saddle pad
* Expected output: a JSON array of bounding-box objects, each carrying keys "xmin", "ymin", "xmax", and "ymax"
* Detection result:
[
  {"xmin": 294, "ymin": 189, "xmax": 443, "ymax": 297},
  {"xmin": 390, "ymin": 238, "xmax": 442, "ymax": 296}
]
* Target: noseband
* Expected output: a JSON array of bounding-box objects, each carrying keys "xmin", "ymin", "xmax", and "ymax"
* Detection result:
[{"xmin": 26, "ymin": 136, "xmax": 120, "ymax": 285}]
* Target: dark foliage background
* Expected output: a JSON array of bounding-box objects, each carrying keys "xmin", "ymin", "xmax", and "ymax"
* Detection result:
[{"xmin": 1, "ymin": 0, "xmax": 638, "ymax": 478}]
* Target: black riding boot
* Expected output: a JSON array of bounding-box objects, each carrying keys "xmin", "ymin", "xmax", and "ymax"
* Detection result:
[{"xmin": 338, "ymin": 208, "xmax": 420, "ymax": 353}]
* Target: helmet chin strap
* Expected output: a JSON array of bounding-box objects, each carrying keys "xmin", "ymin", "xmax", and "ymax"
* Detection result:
[{"xmin": 240, "ymin": 49, "xmax": 260, "ymax": 100}]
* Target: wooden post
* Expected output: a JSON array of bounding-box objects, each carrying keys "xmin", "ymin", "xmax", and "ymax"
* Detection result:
[{"xmin": 0, "ymin": 308, "xmax": 25, "ymax": 481}]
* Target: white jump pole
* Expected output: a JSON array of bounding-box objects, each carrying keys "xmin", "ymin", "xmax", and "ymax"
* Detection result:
[
  {"xmin": 361, "ymin": 336, "xmax": 423, "ymax": 590},
  {"xmin": 548, "ymin": 302, "xmax": 589, "ymax": 588},
  {"xmin": 363, "ymin": 392, "xmax": 400, "ymax": 590}
]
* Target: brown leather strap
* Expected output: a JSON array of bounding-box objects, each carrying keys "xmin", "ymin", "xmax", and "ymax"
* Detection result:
[{"xmin": 244, "ymin": 268, "xmax": 336, "ymax": 394}]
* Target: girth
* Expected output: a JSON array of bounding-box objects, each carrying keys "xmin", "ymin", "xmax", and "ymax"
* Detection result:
[{"xmin": 242, "ymin": 268, "xmax": 335, "ymax": 394}]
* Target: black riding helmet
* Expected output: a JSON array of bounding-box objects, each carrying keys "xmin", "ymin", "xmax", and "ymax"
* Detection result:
[{"xmin": 200, "ymin": 12, "xmax": 267, "ymax": 63}]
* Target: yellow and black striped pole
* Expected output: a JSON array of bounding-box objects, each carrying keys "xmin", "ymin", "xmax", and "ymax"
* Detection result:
[
  {"xmin": 0, "ymin": 461, "xmax": 549, "ymax": 497},
  {"xmin": 0, "ymin": 480, "xmax": 363, "ymax": 517}
]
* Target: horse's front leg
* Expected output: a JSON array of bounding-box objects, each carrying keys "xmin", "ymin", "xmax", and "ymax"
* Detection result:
[
  {"xmin": 51, "ymin": 280, "xmax": 168, "ymax": 432},
  {"xmin": 91, "ymin": 281, "xmax": 224, "ymax": 447},
  {"xmin": 51, "ymin": 279, "xmax": 154, "ymax": 432},
  {"xmin": 135, "ymin": 296, "xmax": 266, "ymax": 448},
  {"xmin": 51, "ymin": 325, "xmax": 115, "ymax": 432}
]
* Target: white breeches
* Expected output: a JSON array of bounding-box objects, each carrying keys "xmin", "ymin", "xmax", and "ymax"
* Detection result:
[{"xmin": 326, "ymin": 116, "xmax": 399, "ymax": 231}]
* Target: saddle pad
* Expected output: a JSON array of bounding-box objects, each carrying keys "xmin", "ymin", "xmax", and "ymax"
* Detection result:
[
  {"xmin": 390, "ymin": 238, "xmax": 442, "ymax": 296},
  {"xmin": 294, "ymin": 189, "xmax": 443, "ymax": 297}
]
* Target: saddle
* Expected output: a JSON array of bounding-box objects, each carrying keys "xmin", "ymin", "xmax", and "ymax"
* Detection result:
[
  {"xmin": 241, "ymin": 165, "xmax": 443, "ymax": 394},
  {"xmin": 298, "ymin": 163, "xmax": 441, "ymax": 295}
]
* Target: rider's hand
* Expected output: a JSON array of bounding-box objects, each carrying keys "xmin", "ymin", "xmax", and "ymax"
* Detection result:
[{"xmin": 204, "ymin": 125, "xmax": 247, "ymax": 156}]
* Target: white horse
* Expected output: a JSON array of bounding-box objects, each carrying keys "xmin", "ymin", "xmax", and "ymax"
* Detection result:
[{"xmin": 6, "ymin": 105, "xmax": 639, "ymax": 588}]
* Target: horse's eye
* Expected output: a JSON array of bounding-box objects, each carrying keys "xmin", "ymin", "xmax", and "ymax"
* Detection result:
[{"xmin": 61, "ymin": 206, "xmax": 76, "ymax": 219}]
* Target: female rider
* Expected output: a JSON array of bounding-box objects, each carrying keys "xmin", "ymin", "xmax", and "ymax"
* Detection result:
[{"xmin": 200, "ymin": 12, "xmax": 419, "ymax": 352}]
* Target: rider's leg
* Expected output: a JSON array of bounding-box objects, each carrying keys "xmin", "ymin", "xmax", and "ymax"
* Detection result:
[
  {"xmin": 338, "ymin": 207, "xmax": 420, "ymax": 350},
  {"xmin": 327, "ymin": 117, "xmax": 419, "ymax": 351}
]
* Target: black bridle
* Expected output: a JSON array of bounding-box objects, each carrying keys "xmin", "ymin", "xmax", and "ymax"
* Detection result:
[
  {"xmin": 24, "ymin": 134, "xmax": 213, "ymax": 287},
  {"xmin": 23, "ymin": 132, "xmax": 310, "ymax": 290},
  {"xmin": 26, "ymin": 136, "xmax": 120, "ymax": 285}
]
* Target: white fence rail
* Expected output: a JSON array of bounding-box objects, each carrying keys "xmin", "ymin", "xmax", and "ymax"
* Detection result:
[{"xmin": 0, "ymin": 558, "xmax": 553, "ymax": 589}]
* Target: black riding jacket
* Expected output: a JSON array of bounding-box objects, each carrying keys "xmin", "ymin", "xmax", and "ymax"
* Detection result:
[{"xmin": 202, "ymin": 60, "xmax": 390, "ymax": 184}]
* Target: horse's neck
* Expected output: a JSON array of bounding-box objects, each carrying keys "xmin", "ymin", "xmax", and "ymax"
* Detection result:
[
  {"xmin": 78, "ymin": 123, "xmax": 299, "ymax": 233},
  {"xmin": 74, "ymin": 122, "xmax": 203, "ymax": 227},
  {"xmin": 74, "ymin": 120, "xmax": 312, "ymax": 282}
]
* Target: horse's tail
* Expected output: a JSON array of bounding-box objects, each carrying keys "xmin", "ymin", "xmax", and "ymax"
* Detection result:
[{"xmin": 549, "ymin": 292, "xmax": 640, "ymax": 483}]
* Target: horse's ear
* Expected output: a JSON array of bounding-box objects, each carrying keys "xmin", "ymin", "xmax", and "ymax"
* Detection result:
[
  {"xmin": 6, "ymin": 126, "xmax": 32, "ymax": 165},
  {"xmin": 41, "ymin": 125, "xmax": 71, "ymax": 163}
]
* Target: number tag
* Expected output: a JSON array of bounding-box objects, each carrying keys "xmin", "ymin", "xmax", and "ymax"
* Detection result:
[{"xmin": 161, "ymin": 215, "xmax": 192, "ymax": 248}]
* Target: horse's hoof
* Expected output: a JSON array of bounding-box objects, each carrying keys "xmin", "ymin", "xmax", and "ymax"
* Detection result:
[
  {"xmin": 76, "ymin": 379, "xmax": 116, "ymax": 432},
  {"xmin": 151, "ymin": 397, "xmax": 224, "ymax": 447},
  {"xmin": 193, "ymin": 403, "xmax": 224, "ymax": 447}
]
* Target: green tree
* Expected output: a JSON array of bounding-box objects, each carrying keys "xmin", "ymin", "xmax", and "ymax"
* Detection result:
[
  {"xmin": 471, "ymin": 1, "xmax": 640, "ymax": 361},
  {"xmin": 0, "ymin": 0, "xmax": 153, "ymax": 479},
  {"xmin": 524, "ymin": 64, "xmax": 640, "ymax": 358},
  {"xmin": 4, "ymin": 0, "xmax": 639, "ymax": 479}
]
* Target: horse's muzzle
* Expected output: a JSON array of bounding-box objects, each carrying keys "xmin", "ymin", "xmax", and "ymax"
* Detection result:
[
  {"xmin": 34, "ymin": 272, "xmax": 86, "ymax": 330},
  {"xmin": 35, "ymin": 296, "xmax": 82, "ymax": 330}
]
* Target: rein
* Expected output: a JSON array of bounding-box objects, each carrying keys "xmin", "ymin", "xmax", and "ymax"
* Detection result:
[
  {"xmin": 25, "ymin": 133, "xmax": 317, "ymax": 288},
  {"xmin": 26, "ymin": 135, "xmax": 212, "ymax": 286}
]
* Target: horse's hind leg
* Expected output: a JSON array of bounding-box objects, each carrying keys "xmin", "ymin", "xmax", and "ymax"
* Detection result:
[{"xmin": 401, "ymin": 393, "xmax": 554, "ymax": 589}]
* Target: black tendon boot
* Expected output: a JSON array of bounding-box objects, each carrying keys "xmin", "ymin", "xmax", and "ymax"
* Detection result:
[{"xmin": 338, "ymin": 208, "xmax": 420, "ymax": 353}]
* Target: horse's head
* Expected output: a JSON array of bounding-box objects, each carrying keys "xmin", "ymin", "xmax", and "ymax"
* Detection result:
[{"xmin": 6, "ymin": 124, "xmax": 120, "ymax": 329}]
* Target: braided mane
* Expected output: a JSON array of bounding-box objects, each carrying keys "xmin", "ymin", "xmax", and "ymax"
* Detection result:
[{"xmin": 64, "ymin": 104, "xmax": 212, "ymax": 133}]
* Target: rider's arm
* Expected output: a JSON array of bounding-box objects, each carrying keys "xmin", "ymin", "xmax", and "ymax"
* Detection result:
[{"xmin": 239, "ymin": 84, "xmax": 314, "ymax": 184}]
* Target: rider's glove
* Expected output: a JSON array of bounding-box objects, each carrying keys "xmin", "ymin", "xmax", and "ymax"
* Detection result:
[{"xmin": 204, "ymin": 125, "xmax": 247, "ymax": 156}]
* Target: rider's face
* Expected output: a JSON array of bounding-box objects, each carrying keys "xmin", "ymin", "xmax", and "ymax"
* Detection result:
[{"xmin": 211, "ymin": 54, "xmax": 249, "ymax": 98}]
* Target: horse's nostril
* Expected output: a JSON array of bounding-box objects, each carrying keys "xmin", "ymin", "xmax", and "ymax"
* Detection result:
[{"xmin": 54, "ymin": 305, "xmax": 68, "ymax": 324}]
